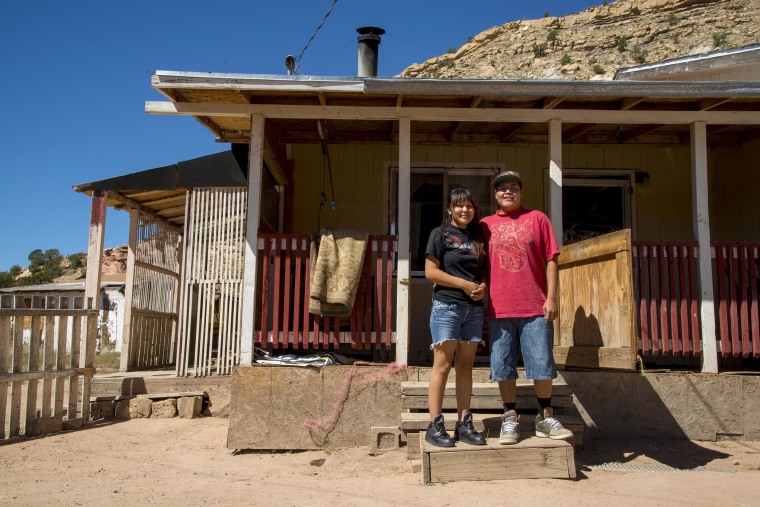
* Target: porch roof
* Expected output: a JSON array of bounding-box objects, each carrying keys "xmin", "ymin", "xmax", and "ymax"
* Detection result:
[
  {"xmin": 72, "ymin": 147, "xmax": 249, "ymax": 226},
  {"xmin": 148, "ymin": 70, "xmax": 760, "ymax": 149}
]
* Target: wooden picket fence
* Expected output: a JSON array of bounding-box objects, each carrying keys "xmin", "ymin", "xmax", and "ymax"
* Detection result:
[
  {"xmin": 256, "ymin": 233, "xmax": 397, "ymax": 349},
  {"xmin": 0, "ymin": 300, "xmax": 97, "ymax": 439},
  {"xmin": 632, "ymin": 241, "xmax": 760, "ymax": 359}
]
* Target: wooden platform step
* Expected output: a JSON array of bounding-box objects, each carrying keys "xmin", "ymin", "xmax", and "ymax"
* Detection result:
[
  {"xmin": 401, "ymin": 381, "xmax": 574, "ymax": 411},
  {"xmin": 422, "ymin": 435, "xmax": 576, "ymax": 483},
  {"xmin": 404, "ymin": 413, "xmax": 584, "ymax": 458}
]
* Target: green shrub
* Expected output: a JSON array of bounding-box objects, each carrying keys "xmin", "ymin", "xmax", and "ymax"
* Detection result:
[
  {"xmin": 713, "ymin": 32, "xmax": 727, "ymax": 47},
  {"xmin": 631, "ymin": 45, "xmax": 646, "ymax": 64},
  {"xmin": 561, "ymin": 53, "xmax": 572, "ymax": 65},
  {"xmin": 668, "ymin": 13, "xmax": 678, "ymax": 25},
  {"xmin": 593, "ymin": 64, "xmax": 605, "ymax": 74},
  {"xmin": 616, "ymin": 36, "xmax": 628, "ymax": 53},
  {"xmin": 631, "ymin": 6, "xmax": 641, "ymax": 15},
  {"xmin": 533, "ymin": 43, "xmax": 547, "ymax": 57}
]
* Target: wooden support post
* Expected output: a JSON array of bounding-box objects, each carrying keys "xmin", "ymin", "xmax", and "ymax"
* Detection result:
[
  {"xmin": 120, "ymin": 209, "xmax": 138, "ymax": 372},
  {"xmin": 691, "ymin": 121, "xmax": 718, "ymax": 373},
  {"xmin": 395, "ymin": 117, "xmax": 411, "ymax": 366},
  {"xmin": 548, "ymin": 118, "xmax": 564, "ymax": 247},
  {"xmin": 84, "ymin": 190, "xmax": 107, "ymax": 311},
  {"xmin": 240, "ymin": 114, "xmax": 265, "ymax": 366}
]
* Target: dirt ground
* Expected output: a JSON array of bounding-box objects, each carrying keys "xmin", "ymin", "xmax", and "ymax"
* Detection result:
[{"xmin": 1, "ymin": 417, "xmax": 759, "ymax": 507}]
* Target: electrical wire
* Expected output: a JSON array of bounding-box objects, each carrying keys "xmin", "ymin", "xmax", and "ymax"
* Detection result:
[{"xmin": 293, "ymin": 0, "xmax": 339, "ymax": 73}]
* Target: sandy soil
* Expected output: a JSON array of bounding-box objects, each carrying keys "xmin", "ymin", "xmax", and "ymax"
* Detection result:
[{"xmin": 1, "ymin": 417, "xmax": 759, "ymax": 507}]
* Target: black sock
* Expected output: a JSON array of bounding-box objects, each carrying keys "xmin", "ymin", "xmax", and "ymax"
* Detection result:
[
  {"xmin": 503, "ymin": 402, "xmax": 516, "ymax": 413},
  {"xmin": 537, "ymin": 397, "xmax": 552, "ymax": 415}
]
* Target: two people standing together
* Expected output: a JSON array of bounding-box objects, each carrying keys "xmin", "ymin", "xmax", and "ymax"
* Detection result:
[{"xmin": 424, "ymin": 170, "xmax": 573, "ymax": 447}]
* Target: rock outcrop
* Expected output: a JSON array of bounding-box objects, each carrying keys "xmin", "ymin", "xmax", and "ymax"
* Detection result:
[{"xmin": 399, "ymin": 0, "xmax": 759, "ymax": 80}]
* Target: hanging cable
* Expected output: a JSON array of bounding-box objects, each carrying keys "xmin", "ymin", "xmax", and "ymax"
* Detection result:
[
  {"xmin": 317, "ymin": 120, "xmax": 336, "ymax": 210},
  {"xmin": 292, "ymin": 0, "xmax": 339, "ymax": 74}
]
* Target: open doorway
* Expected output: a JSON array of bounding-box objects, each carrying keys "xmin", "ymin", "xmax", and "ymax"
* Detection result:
[{"xmin": 555, "ymin": 170, "xmax": 636, "ymax": 243}]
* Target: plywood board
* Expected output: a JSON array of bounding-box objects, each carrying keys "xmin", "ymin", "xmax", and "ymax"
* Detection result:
[{"xmin": 556, "ymin": 229, "xmax": 637, "ymax": 370}]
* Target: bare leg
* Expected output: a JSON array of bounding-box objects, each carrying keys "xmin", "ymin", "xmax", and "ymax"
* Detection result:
[
  {"xmin": 534, "ymin": 379, "xmax": 553, "ymax": 416},
  {"xmin": 428, "ymin": 341, "xmax": 457, "ymax": 421},
  {"xmin": 453, "ymin": 341, "xmax": 479, "ymax": 420}
]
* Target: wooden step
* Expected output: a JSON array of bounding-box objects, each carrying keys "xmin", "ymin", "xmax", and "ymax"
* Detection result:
[
  {"xmin": 421, "ymin": 435, "xmax": 576, "ymax": 483},
  {"xmin": 404, "ymin": 414, "xmax": 583, "ymax": 458},
  {"xmin": 401, "ymin": 382, "xmax": 573, "ymax": 411}
]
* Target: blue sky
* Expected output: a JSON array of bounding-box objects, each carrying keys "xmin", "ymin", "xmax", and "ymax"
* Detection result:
[{"xmin": 0, "ymin": 0, "xmax": 602, "ymax": 270}]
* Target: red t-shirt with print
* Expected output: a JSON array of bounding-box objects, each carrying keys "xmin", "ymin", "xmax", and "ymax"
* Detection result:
[{"xmin": 480, "ymin": 207, "xmax": 560, "ymax": 318}]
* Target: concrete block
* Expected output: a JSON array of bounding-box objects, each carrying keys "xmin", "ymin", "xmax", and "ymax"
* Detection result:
[
  {"xmin": 38, "ymin": 416, "xmax": 63, "ymax": 434},
  {"xmin": 151, "ymin": 399, "xmax": 178, "ymax": 419},
  {"xmin": 62, "ymin": 418, "xmax": 83, "ymax": 430},
  {"xmin": 90, "ymin": 401, "xmax": 115, "ymax": 420},
  {"xmin": 370, "ymin": 426, "xmax": 401, "ymax": 455},
  {"xmin": 742, "ymin": 376, "xmax": 760, "ymax": 440},
  {"xmin": 227, "ymin": 364, "xmax": 410, "ymax": 450},
  {"xmin": 115, "ymin": 400, "xmax": 131, "ymax": 419},
  {"xmin": 178, "ymin": 396, "xmax": 202, "ymax": 419}
]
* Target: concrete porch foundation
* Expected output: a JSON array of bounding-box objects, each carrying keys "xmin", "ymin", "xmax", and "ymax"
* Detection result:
[{"xmin": 226, "ymin": 366, "xmax": 760, "ymax": 450}]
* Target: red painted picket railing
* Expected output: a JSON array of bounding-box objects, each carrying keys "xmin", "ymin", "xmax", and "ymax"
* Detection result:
[
  {"xmin": 714, "ymin": 242, "xmax": 760, "ymax": 358},
  {"xmin": 255, "ymin": 233, "xmax": 397, "ymax": 349},
  {"xmin": 633, "ymin": 241, "xmax": 760, "ymax": 359}
]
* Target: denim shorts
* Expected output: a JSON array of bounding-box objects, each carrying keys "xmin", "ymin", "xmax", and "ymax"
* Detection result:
[
  {"xmin": 429, "ymin": 299, "xmax": 484, "ymax": 348},
  {"xmin": 489, "ymin": 316, "xmax": 557, "ymax": 381}
]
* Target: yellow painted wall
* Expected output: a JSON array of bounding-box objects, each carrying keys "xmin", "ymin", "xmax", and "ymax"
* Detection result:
[{"xmin": 290, "ymin": 142, "xmax": 758, "ymax": 242}]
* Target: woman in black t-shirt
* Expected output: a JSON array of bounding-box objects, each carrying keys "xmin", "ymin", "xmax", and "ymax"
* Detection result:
[{"xmin": 423, "ymin": 187, "xmax": 487, "ymax": 447}]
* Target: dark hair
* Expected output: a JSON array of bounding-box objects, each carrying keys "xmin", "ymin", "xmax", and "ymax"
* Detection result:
[{"xmin": 441, "ymin": 187, "xmax": 485, "ymax": 262}]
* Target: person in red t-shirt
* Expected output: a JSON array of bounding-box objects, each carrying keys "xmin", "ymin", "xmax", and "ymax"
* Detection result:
[{"xmin": 480, "ymin": 170, "xmax": 573, "ymax": 444}]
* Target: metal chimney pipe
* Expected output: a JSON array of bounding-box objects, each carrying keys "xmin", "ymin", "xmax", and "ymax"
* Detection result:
[{"xmin": 356, "ymin": 26, "xmax": 384, "ymax": 77}]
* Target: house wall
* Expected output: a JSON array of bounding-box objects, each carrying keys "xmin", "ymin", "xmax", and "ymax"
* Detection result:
[
  {"xmin": 291, "ymin": 143, "xmax": 733, "ymax": 242},
  {"xmin": 710, "ymin": 138, "xmax": 760, "ymax": 241}
]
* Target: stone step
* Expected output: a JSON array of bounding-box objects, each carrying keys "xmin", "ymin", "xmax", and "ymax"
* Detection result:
[{"xmin": 421, "ymin": 435, "xmax": 576, "ymax": 483}]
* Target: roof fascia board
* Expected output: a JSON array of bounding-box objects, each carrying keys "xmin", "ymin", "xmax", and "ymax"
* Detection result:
[
  {"xmin": 145, "ymin": 101, "xmax": 760, "ymax": 126},
  {"xmin": 152, "ymin": 71, "xmax": 365, "ymax": 93}
]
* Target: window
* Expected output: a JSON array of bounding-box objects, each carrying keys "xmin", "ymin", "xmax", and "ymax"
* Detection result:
[{"xmin": 390, "ymin": 166, "xmax": 500, "ymax": 273}]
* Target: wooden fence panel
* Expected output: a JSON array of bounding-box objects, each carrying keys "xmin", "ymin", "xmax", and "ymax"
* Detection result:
[
  {"xmin": 714, "ymin": 243, "xmax": 760, "ymax": 358},
  {"xmin": 0, "ymin": 309, "xmax": 97, "ymax": 440}
]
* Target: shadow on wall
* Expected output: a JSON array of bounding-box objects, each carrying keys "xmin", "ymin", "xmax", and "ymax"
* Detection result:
[{"xmin": 563, "ymin": 370, "xmax": 756, "ymax": 469}]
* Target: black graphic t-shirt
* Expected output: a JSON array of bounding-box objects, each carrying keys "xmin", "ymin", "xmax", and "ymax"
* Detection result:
[{"xmin": 425, "ymin": 224, "xmax": 484, "ymax": 305}]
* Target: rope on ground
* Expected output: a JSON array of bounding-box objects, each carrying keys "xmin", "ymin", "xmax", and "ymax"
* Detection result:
[{"xmin": 303, "ymin": 361, "xmax": 406, "ymax": 443}]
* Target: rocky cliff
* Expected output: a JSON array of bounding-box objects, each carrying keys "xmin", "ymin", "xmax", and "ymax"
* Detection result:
[{"xmin": 399, "ymin": 0, "xmax": 759, "ymax": 80}]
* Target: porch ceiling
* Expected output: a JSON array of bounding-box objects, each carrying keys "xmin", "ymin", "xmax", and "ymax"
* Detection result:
[{"xmin": 149, "ymin": 72, "xmax": 760, "ymax": 148}]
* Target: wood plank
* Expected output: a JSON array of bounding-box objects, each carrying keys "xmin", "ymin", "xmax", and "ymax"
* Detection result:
[
  {"xmin": 422, "ymin": 436, "xmax": 575, "ymax": 483},
  {"xmin": 25, "ymin": 316, "xmax": 43, "ymax": 434},
  {"xmin": 0, "ymin": 316, "xmax": 9, "ymax": 438},
  {"xmin": 553, "ymin": 346, "xmax": 635, "ymax": 371},
  {"xmin": 402, "ymin": 394, "xmax": 573, "ymax": 410},
  {"xmin": 401, "ymin": 382, "xmax": 570, "ymax": 397}
]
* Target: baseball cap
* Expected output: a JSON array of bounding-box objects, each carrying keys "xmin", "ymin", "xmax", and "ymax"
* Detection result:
[{"xmin": 492, "ymin": 170, "xmax": 522, "ymax": 188}]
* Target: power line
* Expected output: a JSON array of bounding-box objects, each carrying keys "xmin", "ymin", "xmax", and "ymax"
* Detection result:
[{"xmin": 292, "ymin": 0, "xmax": 340, "ymax": 73}]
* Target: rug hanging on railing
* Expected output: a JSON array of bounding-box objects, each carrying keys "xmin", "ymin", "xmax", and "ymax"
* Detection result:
[{"xmin": 309, "ymin": 227, "xmax": 369, "ymax": 317}]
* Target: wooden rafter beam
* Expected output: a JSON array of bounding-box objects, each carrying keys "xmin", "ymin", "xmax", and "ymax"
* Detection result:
[
  {"xmin": 499, "ymin": 122, "xmax": 527, "ymax": 143},
  {"xmin": 699, "ymin": 97, "xmax": 733, "ymax": 111},
  {"xmin": 543, "ymin": 97, "xmax": 566, "ymax": 109},
  {"xmin": 107, "ymin": 192, "xmax": 183, "ymax": 233},
  {"xmin": 447, "ymin": 97, "xmax": 483, "ymax": 141},
  {"xmin": 562, "ymin": 124, "xmax": 596, "ymax": 143},
  {"xmin": 619, "ymin": 97, "xmax": 645, "ymax": 110},
  {"xmin": 617, "ymin": 124, "xmax": 662, "ymax": 143}
]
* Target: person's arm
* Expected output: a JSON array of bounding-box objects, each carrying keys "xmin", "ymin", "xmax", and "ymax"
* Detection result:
[
  {"xmin": 543, "ymin": 254, "xmax": 559, "ymax": 321},
  {"xmin": 425, "ymin": 254, "xmax": 485, "ymax": 301}
]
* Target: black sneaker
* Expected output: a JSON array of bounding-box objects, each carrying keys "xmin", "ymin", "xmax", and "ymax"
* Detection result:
[
  {"xmin": 425, "ymin": 414, "xmax": 455, "ymax": 447},
  {"xmin": 454, "ymin": 412, "xmax": 486, "ymax": 445}
]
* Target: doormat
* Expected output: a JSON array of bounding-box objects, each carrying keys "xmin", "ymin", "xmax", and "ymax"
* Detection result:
[{"xmin": 588, "ymin": 462, "xmax": 736, "ymax": 473}]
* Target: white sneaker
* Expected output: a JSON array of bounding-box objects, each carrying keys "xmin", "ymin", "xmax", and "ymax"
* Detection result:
[{"xmin": 499, "ymin": 410, "xmax": 519, "ymax": 445}]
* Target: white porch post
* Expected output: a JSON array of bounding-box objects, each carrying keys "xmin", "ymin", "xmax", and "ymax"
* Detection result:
[
  {"xmin": 691, "ymin": 121, "xmax": 719, "ymax": 373},
  {"xmin": 395, "ymin": 117, "xmax": 411, "ymax": 366},
  {"xmin": 240, "ymin": 114, "xmax": 265, "ymax": 366},
  {"xmin": 548, "ymin": 119, "xmax": 564, "ymax": 246}
]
